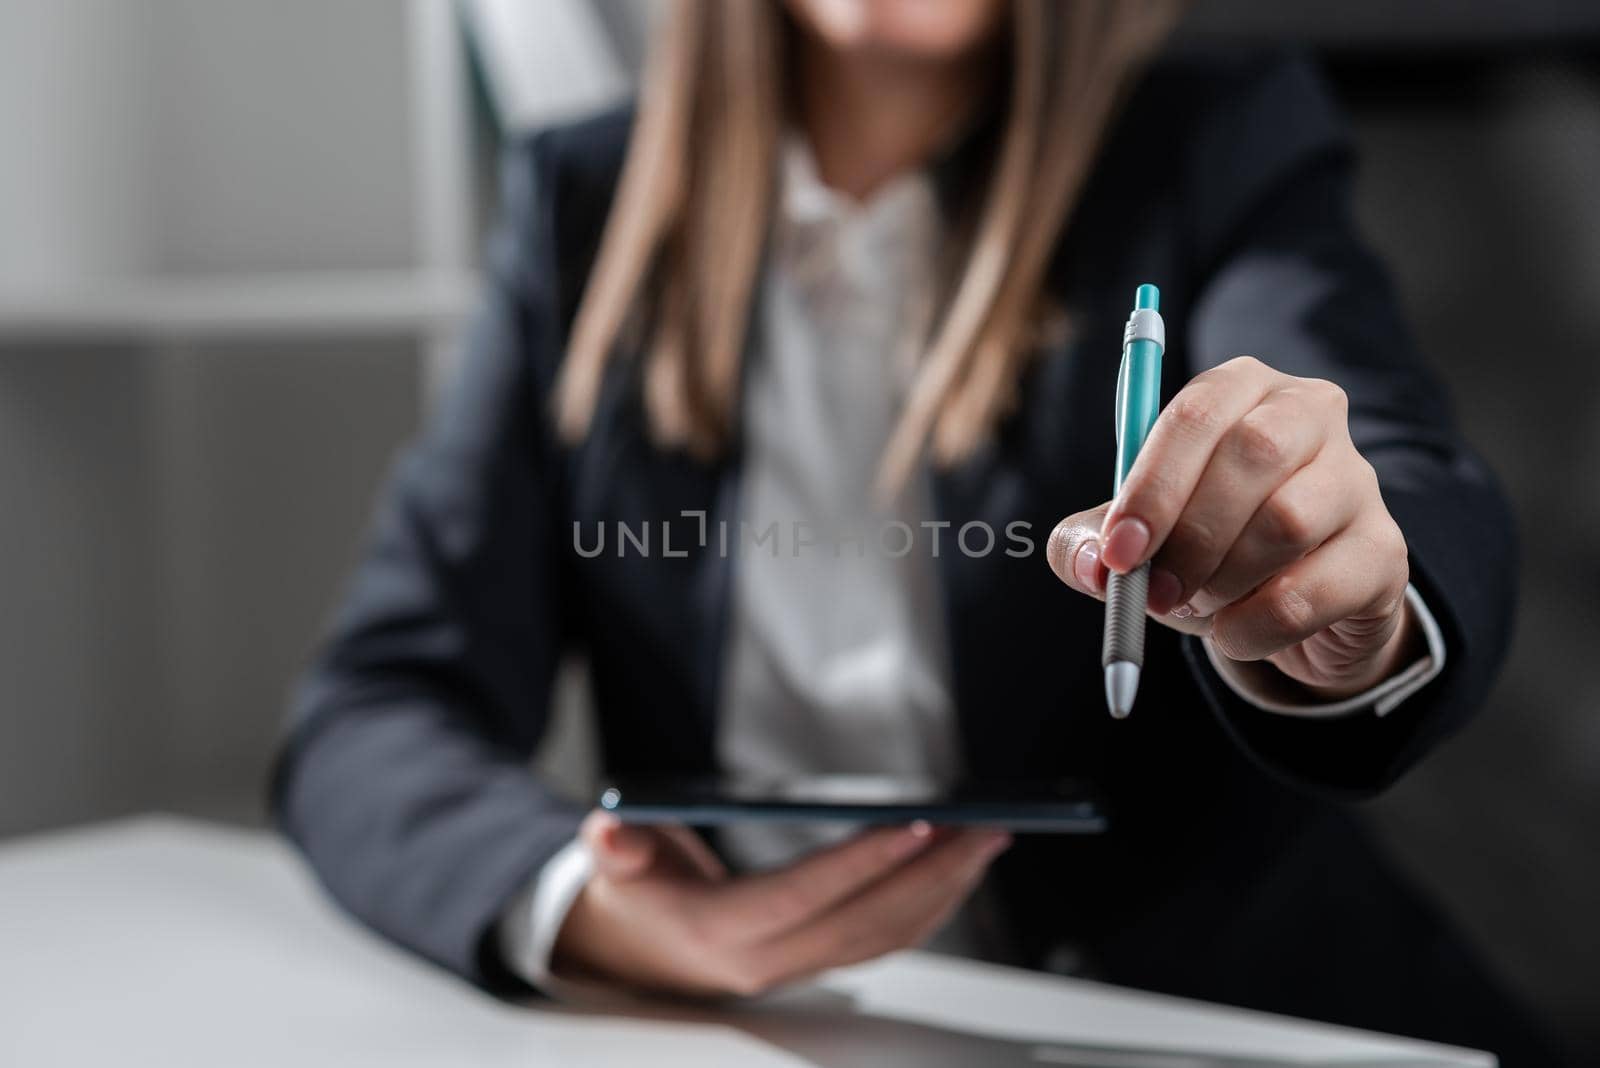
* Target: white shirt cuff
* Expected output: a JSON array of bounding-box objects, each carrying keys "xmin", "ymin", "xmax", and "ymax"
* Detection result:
[
  {"xmin": 497, "ymin": 837, "xmax": 594, "ymax": 989},
  {"xmin": 1203, "ymin": 583, "xmax": 1446, "ymax": 719}
]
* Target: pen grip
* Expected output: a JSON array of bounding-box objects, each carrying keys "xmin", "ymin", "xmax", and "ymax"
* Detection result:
[{"xmin": 1102, "ymin": 563, "xmax": 1149, "ymax": 669}]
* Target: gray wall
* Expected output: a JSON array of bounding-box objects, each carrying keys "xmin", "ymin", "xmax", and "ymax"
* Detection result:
[
  {"xmin": 1348, "ymin": 56, "xmax": 1600, "ymax": 1054},
  {"xmin": 0, "ymin": 0, "xmax": 428, "ymax": 834},
  {"xmin": 0, "ymin": 342, "xmax": 420, "ymax": 836},
  {"xmin": 0, "ymin": 1, "xmax": 150, "ymax": 287},
  {"xmin": 140, "ymin": 0, "xmax": 416, "ymax": 274},
  {"xmin": 0, "ymin": 0, "xmax": 418, "ymax": 283},
  {"xmin": 0, "ymin": 347, "xmax": 164, "ymax": 827}
]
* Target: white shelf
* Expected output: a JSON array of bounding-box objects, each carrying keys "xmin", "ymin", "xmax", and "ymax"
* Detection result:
[{"xmin": 0, "ymin": 269, "xmax": 480, "ymax": 344}]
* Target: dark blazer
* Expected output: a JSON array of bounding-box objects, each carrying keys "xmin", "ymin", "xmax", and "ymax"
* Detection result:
[{"xmin": 274, "ymin": 52, "xmax": 1552, "ymax": 1062}]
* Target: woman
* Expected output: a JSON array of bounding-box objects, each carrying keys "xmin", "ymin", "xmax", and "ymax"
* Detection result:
[{"xmin": 274, "ymin": 0, "xmax": 1554, "ymax": 1061}]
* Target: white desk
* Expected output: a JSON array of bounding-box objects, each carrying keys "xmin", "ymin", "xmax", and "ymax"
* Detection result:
[{"xmin": 0, "ymin": 817, "xmax": 1492, "ymax": 1067}]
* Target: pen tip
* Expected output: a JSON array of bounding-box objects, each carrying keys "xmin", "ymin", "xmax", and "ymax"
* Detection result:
[{"xmin": 1105, "ymin": 661, "xmax": 1140, "ymax": 719}]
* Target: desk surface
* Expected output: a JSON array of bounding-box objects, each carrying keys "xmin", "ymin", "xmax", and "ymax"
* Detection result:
[{"xmin": 0, "ymin": 817, "xmax": 1492, "ymax": 1067}]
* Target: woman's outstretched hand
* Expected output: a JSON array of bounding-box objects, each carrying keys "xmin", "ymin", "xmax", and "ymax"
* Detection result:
[
  {"xmin": 551, "ymin": 810, "xmax": 1009, "ymax": 997},
  {"xmin": 1047, "ymin": 356, "xmax": 1418, "ymax": 700}
]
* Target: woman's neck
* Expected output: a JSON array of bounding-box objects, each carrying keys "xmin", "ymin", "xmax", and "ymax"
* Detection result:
[{"xmin": 794, "ymin": 38, "xmax": 991, "ymax": 202}]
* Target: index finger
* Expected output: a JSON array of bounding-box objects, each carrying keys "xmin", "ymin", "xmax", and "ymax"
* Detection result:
[
  {"xmin": 1101, "ymin": 357, "xmax": 1279, "ymax": 573},
  {"xmin": 706, "ymin": 823, "xmax": 934, "ymax": 941}
]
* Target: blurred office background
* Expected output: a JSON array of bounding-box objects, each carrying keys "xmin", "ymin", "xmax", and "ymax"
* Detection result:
[{"xmin": 0, "ymin": 0, "xmax": 1595, "ymax": 1059}]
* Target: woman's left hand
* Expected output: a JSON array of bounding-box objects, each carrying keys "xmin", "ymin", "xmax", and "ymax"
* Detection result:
[{"xmin": 1046, "ymin": 356, "xmax": 1418, "ymax": 700}]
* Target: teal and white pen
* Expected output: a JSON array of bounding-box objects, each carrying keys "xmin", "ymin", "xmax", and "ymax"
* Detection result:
[{"xmin": 1103, "ymin": 284, "xmax": 1165, "ymax": 718}]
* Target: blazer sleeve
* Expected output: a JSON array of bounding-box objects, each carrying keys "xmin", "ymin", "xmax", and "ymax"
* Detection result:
[
  {"xmin": 270, "ymin": 134, "xmax": 583, "ymax": 988},
  {"xmin": 1175, "ymin": 56, "xmax": 1517, "ymax": 796}
]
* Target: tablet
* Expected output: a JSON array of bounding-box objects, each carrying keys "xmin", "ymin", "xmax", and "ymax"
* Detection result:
[{"xmin": 598, "ymin": 774, "xmax": 1106, "ymax": 833}]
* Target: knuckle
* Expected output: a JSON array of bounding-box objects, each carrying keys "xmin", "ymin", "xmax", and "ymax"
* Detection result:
[
  {"xmin": 1226, "ymin": 354, "xmax": 1268, "ymax": 377},
  {"xmin": 1168, "ymin": 391, "xmax": 1224, "ymax": 439},
  {"xmin": 1227, "ymin": 411, "xmax": 1296, "ymax": 471},
  {"xmin": 1169, "ymin": 514, "xmax": 1222, "ymax": 560},
  {"xmin": 1362, "ymin": 457, "xmax": 1383, "ymax": 491},
  {"xmin": 1311, "ymin": 377, "xmax": 1348, "ymax": 414},
  {"xmin": 1192, "ymin": 581, "xmax": 1234, "ymax": 614},
  {"xmin": 1374, "ymin": 577, "xmax": 1409, "ymax": 618},
  {"xmin": 1263, "ymin": 583, "xmax": 1318, "ymax": 639},
  {"xmin": 1208, "ymin": 620, "xmax": 1250, "ymax": 662},
  {"xmin": 1364, "ymin": 523, "xmax": 1411, "ymax": 596},
  {"xmin": 1376, "ymin": 519, "xmax": 1409, "ymax": 563},
  {"xmin": 1127, "ymin": 468, "xmax": 1182, "ymax": 520},
  {"xmin": 1343, "ymin": 452, "xmax": 1380, "ymax": 494},
  {"xmin": 1260, "ymin": 491, "xmax": 1319, "ymax": 549},
  {"xmin": 1325, "ymin": 379, "xmax": 1349, "ymax": 409}
]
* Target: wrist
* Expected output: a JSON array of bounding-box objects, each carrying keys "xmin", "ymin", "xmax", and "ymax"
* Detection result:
[
  {"xmin": 497, "ymin": 838, "xmax": 595, "ymax": 990},
  {"xmin": 548, "ymin": 883, "xmax": 602, "ymax": 982}
]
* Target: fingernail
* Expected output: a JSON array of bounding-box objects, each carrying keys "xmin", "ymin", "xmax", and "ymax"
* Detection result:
[
  {"xmin": 893, "ymin": 822, "xmax": 934, "ymax": 857},
  {"xmin": 1170, "ymin": 602, "xmax": 1194, "ymax": 620},
  {"xmin": 1102, "ymin": 518, "xmax": 1151, "ymax": 572},
  {"xmin": 1073, "ymin": 538, "xmax": 1102, "ymax": 592},
  {"xmin": 1146, "ymin": 567, "xmax": 1184, "ymax": 614}
]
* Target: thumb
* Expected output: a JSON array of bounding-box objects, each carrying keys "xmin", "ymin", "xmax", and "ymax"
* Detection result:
[
  {"xmin": 1048, "ymin": 505, "xmax": 1213, "ymax": 640},
  {"xmin": 1046, "ymin": 501, "xmax": 1113, "ymax": 599},
  {"xmin": 580, "ymin": 810, "xmax": 658, "ymax": 880}
]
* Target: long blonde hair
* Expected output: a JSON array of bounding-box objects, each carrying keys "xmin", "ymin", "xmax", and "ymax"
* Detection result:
[{"xmin": 556, "ymin": 0, "xmax": 1183, "ymax": 495}]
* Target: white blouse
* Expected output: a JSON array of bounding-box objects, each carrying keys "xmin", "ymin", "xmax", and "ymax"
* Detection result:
[{"xmin": 715, "ymin": 139, "xmax": 959, "ymax": 871}]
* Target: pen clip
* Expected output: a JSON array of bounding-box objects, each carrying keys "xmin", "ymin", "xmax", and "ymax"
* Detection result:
[{"xmin": 1114, "ymin": 350, "xmax": 1129, "ymax": 454}]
